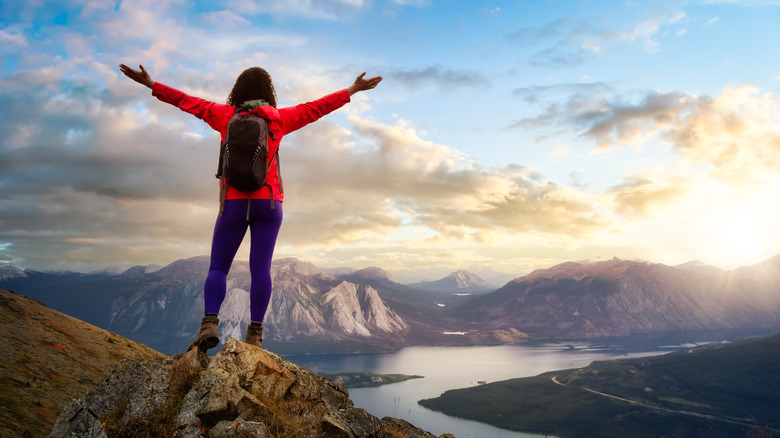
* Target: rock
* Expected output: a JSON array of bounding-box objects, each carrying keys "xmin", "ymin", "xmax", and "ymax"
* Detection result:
[
  {"xmin": 50, "ymin": 338, "xmax": 443, "ymax": 437},
  {"xmin": 378, "ymin": 417, "xmax": 437, "ymax": 437},
  {"xmin": 208, "ymin": 418, "xmax": 271, "ymax": 437}
]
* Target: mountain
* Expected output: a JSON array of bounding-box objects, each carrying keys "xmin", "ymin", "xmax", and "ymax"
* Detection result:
[
  {"xmin": 420, "ymin": 332, "xmax": 780, "ymax": 438},
  {"xmin": 405, "ymin": 270, "xmax": 496, "ymax": 293},
  {"xmin": 51, "ymin": 339, "xmax": 447, "ymax": 438},
  {"xmin": 329, "ymin": 266, "xmax": 401, "ymax": 287},
  {"xmin": 0, "ymin": 289, "xmax": 163, "ymax": 437},
  {"xmin": 453, "ymin": 257, "xmax": 780, "ymax": 338},
  {"xmin": 0, "ymin": 265, "xmax": 27, "ymax": 280},
  {"xmin": 120, "ymin": 263, "xmax": 163, "ymax": 276},
  {"xmin": 0, "ymin": 257, "xmax": 411, "ymax": 355}
]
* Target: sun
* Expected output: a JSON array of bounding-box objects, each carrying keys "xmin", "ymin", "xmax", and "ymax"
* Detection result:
[{"xmin": 716, "ymin": 210, "xmax": 769, "ymax": 265}]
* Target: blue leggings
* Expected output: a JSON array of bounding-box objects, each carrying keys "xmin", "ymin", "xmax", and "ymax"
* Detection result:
[{"xmin": 203, "ymin": 199, "xmax": 283, "ymax": 322}]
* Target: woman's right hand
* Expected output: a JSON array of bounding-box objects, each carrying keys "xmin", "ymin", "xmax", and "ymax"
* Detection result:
[{"xmin": 119, "ymin": 64, "xmax": 154, "ymax": 89}]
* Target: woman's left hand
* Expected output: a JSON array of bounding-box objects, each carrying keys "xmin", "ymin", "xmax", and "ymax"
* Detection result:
[{"xmin": 348, "ymin": 72, "xmax": 383, "ymax": 95}]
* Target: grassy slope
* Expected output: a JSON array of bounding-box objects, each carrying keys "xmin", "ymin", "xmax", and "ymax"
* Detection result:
[
  {"xmin": 0, "ymin": 289, "xmax": 164, "ymax": 437},
  {"xmin": 420, "ymin": 333, "xmax": 780, "ymax": 438}
]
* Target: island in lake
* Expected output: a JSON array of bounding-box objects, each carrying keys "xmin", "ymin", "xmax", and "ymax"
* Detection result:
[{"xmin": 319, "ymin": 372, "xmax": 424, "ymax": 388}]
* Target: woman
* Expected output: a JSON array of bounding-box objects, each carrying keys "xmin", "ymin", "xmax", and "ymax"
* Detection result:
[{"xmin": 119, "ymin": 63, "xmax": 382, "ymax": 352}]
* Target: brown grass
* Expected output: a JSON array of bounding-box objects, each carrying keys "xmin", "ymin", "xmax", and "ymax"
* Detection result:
[
  {"xmin": 0, "ymin": 289, "xmax": 164, "ymax": 438},
  {"xmin": 747, "ymin": 421, "xmax": 774, "ymax": 438},
  {"xmin": 254, "ymin": 390, "xmax": 326, "ymax": 438}
]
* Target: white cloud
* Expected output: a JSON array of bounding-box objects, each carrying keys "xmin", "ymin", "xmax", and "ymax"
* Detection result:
[
  {"xmin": 0, "ymin": 27, "xmax": 28, "ymax": 47},
  {"xmin": 226, "ymin": 0, "xmax": 365, "ymax": 20}
]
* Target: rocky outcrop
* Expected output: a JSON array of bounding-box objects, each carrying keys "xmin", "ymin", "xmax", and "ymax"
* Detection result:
[
  {"xmin": 324, "ymin": 282, "xmax": 408, "ymax": 336},
  {"xmin": 50, "ymin": 338, "xmax": 444, "ymax": 438}
]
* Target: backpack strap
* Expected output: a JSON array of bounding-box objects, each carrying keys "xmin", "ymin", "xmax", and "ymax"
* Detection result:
[
  {"xmin": 274, "ymin": 149, "xmax": 283, "ymax": 195},
  {"xmin": 218, "ymin": 177, "xmax": 229, "ymax": 217}
]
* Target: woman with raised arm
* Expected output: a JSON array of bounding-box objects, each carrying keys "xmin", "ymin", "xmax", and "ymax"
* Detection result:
[{"xmin": 119, "ymin": 63, "xmax": 382, "ymax": 352}]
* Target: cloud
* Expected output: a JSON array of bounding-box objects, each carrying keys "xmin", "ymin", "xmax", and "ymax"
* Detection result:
[
  {"xmin": 564, "ymin": 86, "xmax": 780, "ymax": 184},
  {"xmin": 512, "ymin": 82, "xmax": 612, "ymax": 105},
  {"xmin": 522, "ymin": 8, "xmax": 686, "ymax": 66},
  {"xmin": 0, "ymin": 57, "xmax": 227, "ymax": 268},
  {"xmin": 607, "ymin": 175, "xmax": 688, "ymax": 217},
  {"xmin": 0, "ymin": 27, "xmax": 28, "ymax": 48},
  {"xmin": 513, "ymin": 80, "xmax": 780, "ymax": 186},
  {"xmin": 275, "ymin": 116, "xmax": 609, "ymax": 249},
  {"xmin": 581, "ymin": 90, "xmax": 697, "ymax": 151},
  {"xmin": 392, "ymin": 0, "xmax": 429, "ymax": 5},
  {"xmin": 388, "ymin": 65, "xmax": 489, "ymax": 90},
  {"xmin": 508, "ymin": 18, "xmax": 571, "ymax": 43},
  {"xmin": 225, "ymin": 0, "xmax": 364, "ymax": 20},
  {"xmin": 0, "ymin": 50, "xmax": 609, "ymax": 269}
]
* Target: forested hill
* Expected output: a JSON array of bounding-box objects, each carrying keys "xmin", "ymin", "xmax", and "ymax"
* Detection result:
[{"xmin": 419, "ymin": 333, "xmax": 780, "ymax": 438}]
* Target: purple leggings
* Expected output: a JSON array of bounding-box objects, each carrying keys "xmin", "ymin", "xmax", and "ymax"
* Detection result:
[{"xmin": 203, "ymin": 199, "xmax": 283, "ymax": 322}]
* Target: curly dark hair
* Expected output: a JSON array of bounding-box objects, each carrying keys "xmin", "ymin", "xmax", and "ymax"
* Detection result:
[{"xmin": 227, "ymin": 67, "xmax": 277, "ymax": 108}]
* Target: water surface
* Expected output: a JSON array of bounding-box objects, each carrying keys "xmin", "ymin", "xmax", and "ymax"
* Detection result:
[
  {"xmin": 286, "ymin": 329, "xmax": 779, "ymax": 438},
  {"xmin": 289, "ymin": 340, "xmax": 669, "ymax": 437}
]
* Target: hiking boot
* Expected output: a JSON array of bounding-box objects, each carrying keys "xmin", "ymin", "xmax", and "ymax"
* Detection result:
[
  {"xmin": 245, "ymin": 322, "xmax": 263, "ymax": 348},
  {"xmin": 187, "ymin": 314, "xmax": 219, "ymax": 352}
]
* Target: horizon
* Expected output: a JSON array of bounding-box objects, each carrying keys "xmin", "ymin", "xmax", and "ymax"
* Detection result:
[
  {"xmin": 4, "ymin": 251, "xmax": 777, "ymax": 286},
  {"xmin": 2, "ymin": 1, "xmax": 780, "ymax": 282}
]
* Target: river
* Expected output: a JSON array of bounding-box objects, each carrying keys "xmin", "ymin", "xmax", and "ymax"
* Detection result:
[{"xmin": 285, "ymin": 329, "xmax": 777, "ymax": 438}]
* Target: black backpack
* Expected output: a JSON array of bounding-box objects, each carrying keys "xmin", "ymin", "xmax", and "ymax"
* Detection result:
[{"xmin": 216, "ymin": 106, "xmax": 281, "ymax": 218}]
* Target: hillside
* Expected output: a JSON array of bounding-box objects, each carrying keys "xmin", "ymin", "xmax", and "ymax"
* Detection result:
[
  {"xmin": 0, "ymin": 289, "xmax": 163, "ymax": 437},
  {"xmin": 419, "ymin": 332, "xmax": 780, "ymax": 438}
]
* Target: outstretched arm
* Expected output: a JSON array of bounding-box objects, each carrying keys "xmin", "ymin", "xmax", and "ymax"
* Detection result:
[
  {"xmin": 119, "ymin": 64, "xmax": 155, "ymax": 89},
  {"xmin": 347, "ymin": 72, "xmax": 382, "ymax": 95},
  {"xmin": 120, "ymin": 64, "xmax": 229, "ymax": 132}
]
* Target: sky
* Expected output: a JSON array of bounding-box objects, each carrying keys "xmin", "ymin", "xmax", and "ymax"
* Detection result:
[{"xmin": 2, "ymin": 0, "xmax": 780, "ymax": 284}]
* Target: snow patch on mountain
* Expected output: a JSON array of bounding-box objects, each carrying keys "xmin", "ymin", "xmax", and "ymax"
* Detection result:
[
  {"xmin": 406, "ymin": 269, "xmax": 495, "ymax": 292},
  {"xmin": 0, "ymin": 266, "xmax": 27, "ymax": 281}
]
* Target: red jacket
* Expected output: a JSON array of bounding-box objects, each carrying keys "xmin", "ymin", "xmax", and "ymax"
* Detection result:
[{"xmin": 152, "ymin": 82, "xmax": 351, "ymax": 202}]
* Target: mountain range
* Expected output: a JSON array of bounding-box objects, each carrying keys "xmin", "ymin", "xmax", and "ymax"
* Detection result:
[{"xmin": 2, "ymin": 255, "xmax": 779, "ymax": 355}]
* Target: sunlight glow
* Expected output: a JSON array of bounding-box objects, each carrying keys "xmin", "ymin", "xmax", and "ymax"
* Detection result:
[{"xmin": 720, "ymin": 211, "xmax": 765, "ymax": 259}]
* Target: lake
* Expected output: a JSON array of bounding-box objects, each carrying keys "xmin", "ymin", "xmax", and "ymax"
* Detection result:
[{"xmin": 285, "ymin": 329, "xmax": 777, "ymax": 438}]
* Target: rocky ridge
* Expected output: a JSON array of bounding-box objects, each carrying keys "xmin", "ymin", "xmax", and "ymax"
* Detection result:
[{"xmin": 51, "ymin": 338, "xmax": 450, "ymax": 438}]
